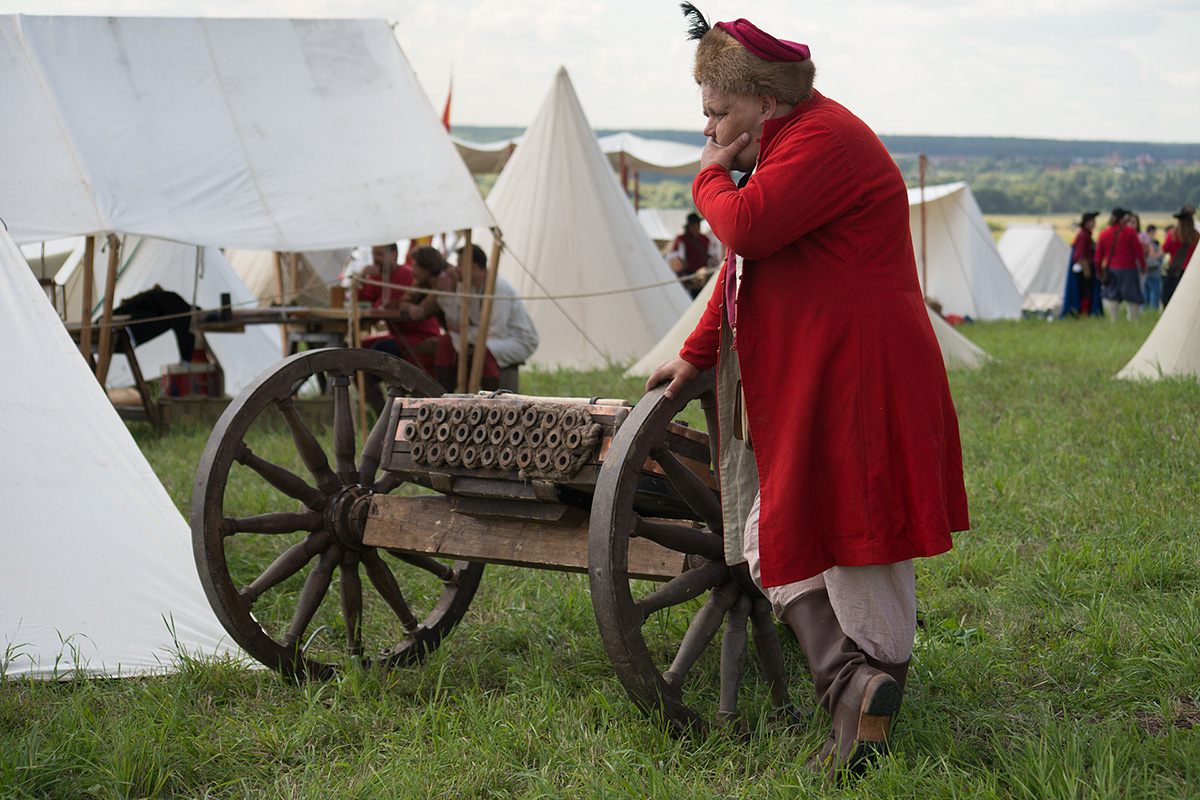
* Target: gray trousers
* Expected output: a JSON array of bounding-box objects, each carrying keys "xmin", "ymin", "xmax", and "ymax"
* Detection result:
[{"xmin": 742, "ymin": 493, "xmax": 917, "ymax": 665}]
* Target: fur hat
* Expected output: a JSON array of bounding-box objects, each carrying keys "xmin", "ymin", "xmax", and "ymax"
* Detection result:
[{"xmin": 683, "ymin": 4, "xmax": 816, "ymax": 105}]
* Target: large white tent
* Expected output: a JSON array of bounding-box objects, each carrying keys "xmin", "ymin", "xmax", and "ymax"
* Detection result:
[
  {"xmin": 909, "ymin": 182, "xmax": 1024, "ymax": 321},
  {"xmin": 0, "ymin": 15, "xmax": 492, "ymax": 250},
  {"xmin": 0, "ymin": 15, "xmax": 495, "ymax": 678},
  {"xmin": 1117, "ymin": 249, "xmax": 1200, "ymax": 380},
  {"xmin": 997, "ymin": 222, "xmax": 1071, "ymax": 314},
  {"xmin": 1, "ymin": 226, "xmax": 238, "ymax": 678},
  {"xmin": 477, "ymin": 68, "xmax": 692, "ymax": 369},
  {"xmin": 56, "ymin": 236, "xmax": 284, "ymax": 395}
]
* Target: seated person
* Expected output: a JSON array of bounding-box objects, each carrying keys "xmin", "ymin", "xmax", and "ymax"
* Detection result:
[
  {"xmin": 667, "ymin": 212, "xmax": 718, "ymax": 297},
  {"xmin": 356, "ymin": 242, "xmax": 441, "ymax": 374},
  {"xmin": 434, "ymin": 244, "xmax": 538, "ymax": 392}
]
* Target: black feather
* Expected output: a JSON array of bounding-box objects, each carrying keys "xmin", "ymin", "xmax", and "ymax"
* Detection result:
[{"xmin": 680, "ymin": 2, "xmax": 710, "ymax": 41}]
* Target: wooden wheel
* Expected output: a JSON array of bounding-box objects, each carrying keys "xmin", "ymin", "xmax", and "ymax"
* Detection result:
[
  {"xmin": 192, "ymin": 348, "xmax": 484, "ymax": 678},
  {"xmin": 588, "ymin": 371, "xmax": 801, "ymax": 734}
]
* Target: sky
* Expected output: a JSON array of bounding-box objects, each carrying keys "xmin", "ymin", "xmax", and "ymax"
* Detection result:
[{"xmin": 5, "ymin": 0, "xmax": 1199, "ymax": 143}]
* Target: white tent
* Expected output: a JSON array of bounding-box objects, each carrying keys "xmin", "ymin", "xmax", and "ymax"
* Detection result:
[
  {"xmin": 1117, "ymin": 249, "xmax": 1200, "ymax": 380},
  {"xmin": 997, "ymin": 222, "xmax": 1071, "ymax": 315},
  {"xmin": 477, "ymin": 68, "xmax": 692, "ymax": 369},
  {"xmin": 1, "ymin": 226, "xmax": 237, "ymax": 678},
  {"xmin": 56, "ymin": 237, "xmax": 284, "ymax": 395},
  {"xmin": 225, "ymin": 248, "xmax": 352, "ymax": 309},
  {"xmin": 909, "ymin": 182, "xmax": 1024, "ymax": 321},
  {"xmin": 625, "ymin": 273, "xmax": 988, "ymax": 376},
  {"xmin": 0, "ymin": 15, "xmax": 492, "ymax": 249}
]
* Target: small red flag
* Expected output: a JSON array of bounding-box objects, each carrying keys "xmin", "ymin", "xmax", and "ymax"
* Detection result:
[{"xmin": 441, "ymin": 76, "xmax": 452, "ymax": 132}]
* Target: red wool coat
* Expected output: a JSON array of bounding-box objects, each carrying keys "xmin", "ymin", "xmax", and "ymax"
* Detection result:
[{"xmin": 680, "ymin": 91, "xmax": 969, "ymax": 587}]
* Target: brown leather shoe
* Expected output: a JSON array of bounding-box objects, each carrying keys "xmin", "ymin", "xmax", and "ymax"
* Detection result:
[{"xmin": 780, "ymin": 591, "xmax": 906, "ymax": 777}]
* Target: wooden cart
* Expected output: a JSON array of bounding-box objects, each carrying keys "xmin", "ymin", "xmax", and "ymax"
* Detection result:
[{"xmin": 192, "ymin": 349, "xmax": 804, "ymax": 733}]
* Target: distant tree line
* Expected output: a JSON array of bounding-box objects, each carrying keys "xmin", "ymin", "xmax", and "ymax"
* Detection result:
[{"xmin": 454, "ymin": 126, "xmax": 1200, "ymax": 214}]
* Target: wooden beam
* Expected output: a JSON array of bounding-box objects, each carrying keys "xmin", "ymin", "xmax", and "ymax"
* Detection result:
[
  {"xmin": 455, "ymin": 229, "xmax": 473, "ymax": 393},
  {"xmin": 467, "ymin": 231, "xmax": 503, "ymax": 393},
  {"xmin": 94, "ymin": 234, "xmax": 121, "ymax": 385},
  {"xmin": 364, "ymin": 494, "xmax": 686, "ymax": 581},
  {"xmin": 79, "ymin": 235, "xmax": 96, "ymax": 369}
]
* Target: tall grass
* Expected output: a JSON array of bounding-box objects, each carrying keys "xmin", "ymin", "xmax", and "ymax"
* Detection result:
[{"xmin": 3, "ymin": 316, "xmax": 1198, "ymax": 799}]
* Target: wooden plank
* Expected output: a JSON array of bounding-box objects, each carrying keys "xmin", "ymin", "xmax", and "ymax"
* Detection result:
[{"xmin": 363, "ymin": 494, "xmax": 685, "ymax": 581}]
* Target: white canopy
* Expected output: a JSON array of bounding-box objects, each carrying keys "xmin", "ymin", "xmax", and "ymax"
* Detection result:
[
  {"xmin": 909, "ymin": 182, "xmax": 1024, "ymax": 321},
  {"xmin": 0, "ymin": 225, "xmax": 238, "ymax": 678},
  {"xmin": 997, "ymin": 222, "xmax": 1071, "ymax": 314},
  {"xmin": 452, "ymin": 131, "xmax": 703, "ymax": 177},
  {"xmin": 0, "ymin": 15, "xmax": 492, "ymax": 250},
  {"xmin": 596, "ymin": 132, "xmax": 703, "ymax": 177},
  {"xmin": 477, "ymin": 67, "xmax": 691, "ymax": 370},
  {"xmin": 1117, "ymin": 249, "xmax": 1200, "ymax": 380}
]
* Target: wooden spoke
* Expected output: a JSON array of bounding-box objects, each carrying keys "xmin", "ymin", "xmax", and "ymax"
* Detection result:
[
  {"xmin": 240, "ymin": 530, "xmax": 331, "ymax": 603},
  {"xmin": 226, "ymin": 510, "xmax": 324, "ymax": 535},
  {"xmin": 634, "ymin": 516, "xmax": 723, "ymax": 560},
  {"xmin": 662, "ymin": 581, "xmax": 740, "ymax": 687},
  {"xmin": 235, "ymin": 444, "xmax": 328, "ymax": 511},
  {"xmin": 276, "ymin": 397, "xmax": 341, "ymax": 495},
  {"xmin": 750, "ymin": 597, "xmax": 793, "ymax": 714},
  {"xmin": 648, "ymin": 443, "xmax": 723, "ymax": 535},
  {"xmin": 361, "ymin": 547, "xmax": 419, "ymax": 633},
  {"xmin": 358, "ymin": 391, "xmax": 399, "ymax": 485},
  {"xmin": 634, "ymin": 559, "xmax": 729, "ymax": 622},
  {"xmin": 339, "ymin": 551, "xmax": 363, "ymax": 657},
  {"xmin": 331, "ymin": 375, "xmax": 357, "ymax": 484},
  {"xmin": 372, "ymin": 474, "xmax": 402, "ymax": 495},
  {"xmin": 283, "ymin": 544, "xmax": 343, "ymax": 650},
  {"xmin": 390, "ymin": 551, "xmax": 457, "ymax": 582},
  {"xmin": 718, "ymin": 595, "xmax": 752, "ymax": 722}
]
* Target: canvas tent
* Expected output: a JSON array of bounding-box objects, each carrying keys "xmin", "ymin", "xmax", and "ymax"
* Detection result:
[
  {"xmin": 0, "ymin": 15, "xmax": 492, "ymax": 250},
  {"xmin": 626, "ymin": 274, "xmax": 988, "ymax": 376},
  {"xmin": 476, "ymin": 68, "xmax": 692, "ymax": 369},
  {"xmin": 910, "ymin": 182, "xmax": 1024, "ymax": 321},
  {"xmin": 0, "ymin": 15, "xmax": 494, "ymax": 678},
  {"xmin": 1117, "ymin": 248, "xmax": 1200, "ymax": 380},
  {"xmin": 997, "ymin": 223, "xmax": 1071, "ymax": 315},
  {"xmin": 1, "ymin": 226, "xmax": 237, "ymax": 678}
]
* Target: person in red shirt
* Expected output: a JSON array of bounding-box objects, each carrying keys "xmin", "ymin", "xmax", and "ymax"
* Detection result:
[
  {"xmin": 356, "ymin": 243, "xmax": 442, "ymax": 373},
  {"xmin": 648, "ymin": 5, "xmax": 968, "ymax": 777},
  {"xmin": 1069, "ymin": 211, "xmax": 1099, "ymax": 315},
  {"xmin": 1095, "ymin": 208, "xmax": 1146, "ymax": 321},
  {"xmin": 1162, "ymin": 205, "xmax": 1198, "ymax": 307},
  {"xmin": 668, "ymin": 212, "xmax": 716, "ymax": 296}
]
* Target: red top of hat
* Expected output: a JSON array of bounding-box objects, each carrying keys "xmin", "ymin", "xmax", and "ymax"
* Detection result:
[{"xmin": 715, "ymin": 18, "xmax": 810, "ymax": 62}]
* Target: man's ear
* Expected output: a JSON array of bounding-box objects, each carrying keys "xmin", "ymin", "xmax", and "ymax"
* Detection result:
[{"xmin": 759, "ymin": 94, "xmax": 777, "ymax": 121}]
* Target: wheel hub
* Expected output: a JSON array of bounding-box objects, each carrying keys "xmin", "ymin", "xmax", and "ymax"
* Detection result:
[{"xmin": 325, "ymin": 484, "xmax": 373, "ymax": 552}]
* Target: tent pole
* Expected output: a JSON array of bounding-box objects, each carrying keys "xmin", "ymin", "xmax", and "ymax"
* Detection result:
[
  {"xmin": 79, "ymin": 235, "xmax": 96, "ymax": 370},
  {"xmin": 274, "ymin": 251, "xmax": 288, "ymax": 357},
  {"xmin": 94, "ymin": 234, "xmax": 121, "ymax": 386},
  {"xmin": 349, "ymin": 279, "xmax": 368, "ymax": 443},
  {"xmin": 468, "ymin": 231, "xmax": 503, "ymax": 393},
  {"xmin": 919, "ymin": 152, "xmax": 928, "ymax": 296},
  {"xmin": 455, "ymin": 229, "xmax": 474, "ymax": 393},
  {"xmin": 634, "ymin": 171, "xmax": 641, "ymax": 212},
  {"xmin": 289, "ymin": 252, "xmax": 300, "ymax": 303},
  {"xmin": 619, "ymin": 151, "xmax": 628, "ymax": 197}
]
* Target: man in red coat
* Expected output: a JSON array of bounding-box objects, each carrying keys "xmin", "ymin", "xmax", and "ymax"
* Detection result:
[
  {"xmin": 649, "ymin": 6, "xmax": 969, "ymax": 777},
  {"xmin": 1095, "ymin": 208, "xmax": 1146, "ymax": 321}
]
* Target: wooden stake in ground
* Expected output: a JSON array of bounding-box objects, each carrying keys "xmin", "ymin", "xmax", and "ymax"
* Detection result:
[
  {"xmin": 95, "ymin": 234, "xmax": 122, "ymax": 385},
  {"xmin": 468, "ymin": 231, "xmax": 503, "ymax": 393},
  {"xmin": 79, "ymin": 235, "xmax": 96, "ymax": 370},
  {"xmin": 455, "ymin": 229, "xmax": 473, "ymax": 393}
]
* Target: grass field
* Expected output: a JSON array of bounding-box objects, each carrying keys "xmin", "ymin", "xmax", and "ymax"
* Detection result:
[{"xmin": 2, "ymin": 316, "xmax": 1199, "ymax": 799}]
